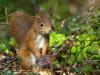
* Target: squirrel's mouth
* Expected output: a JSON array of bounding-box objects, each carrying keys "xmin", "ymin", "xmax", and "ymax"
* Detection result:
[
  {"xmin": 40, "ymin": 31, "xmax": 46, "ymax": 35},
  {"xmin": 40, "ymin": 29, "xmax": 52, "ymax": 35}
]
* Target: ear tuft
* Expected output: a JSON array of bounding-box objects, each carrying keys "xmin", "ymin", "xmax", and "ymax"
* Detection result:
[
  {"xmin": 36, "ymin": 14, "xmax": 41, "ymax": 19},
  {"xmin": 35, "ymin": 13, "xmax": 44, "ymax": 21}
]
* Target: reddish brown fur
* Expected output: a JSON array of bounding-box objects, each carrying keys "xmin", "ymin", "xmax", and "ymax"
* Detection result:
[{"xmin": 9, "ymin": 12, "xmax": 34, "ymax": 45}]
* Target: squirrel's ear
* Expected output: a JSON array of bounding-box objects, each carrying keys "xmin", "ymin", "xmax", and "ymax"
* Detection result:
[
  {"xmin": 35, "ymin": 13, "xmax": 43, "ymax": 21},
  {"xmin": 35, "ymin": 15, "xmax": 41, "ymax": 22},
  {"xmin": 36, "ymin": 14, "xmax": 41, "ymax": 20}
]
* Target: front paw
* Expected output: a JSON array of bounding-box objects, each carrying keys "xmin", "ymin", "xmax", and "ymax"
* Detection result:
[{"xmin": 38, "ymin": 55, "xmax": 52, "ymax": 67}]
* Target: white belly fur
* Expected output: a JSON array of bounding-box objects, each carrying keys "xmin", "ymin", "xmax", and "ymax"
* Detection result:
[
  {"xmin": 31, "ymin": 54, "xmax": 37, "ymax": 65},
  {"xmin": 31, "ymin": 35, "xmax": 45, "ymax": 65},
  {"xmin": 36, "ymin": 35, "xmax": 45, "ymax": 49}
]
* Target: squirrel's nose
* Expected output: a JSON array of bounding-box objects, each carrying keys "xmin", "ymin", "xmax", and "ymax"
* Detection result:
[{"xmin": 48, "ymin": 27, "xmax": 52, "ymax": 33}]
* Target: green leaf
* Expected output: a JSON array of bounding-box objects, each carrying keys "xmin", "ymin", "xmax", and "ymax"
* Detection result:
[{"xmin": 49, "ymin": 31, "xmax": 66, "ymax": 46}]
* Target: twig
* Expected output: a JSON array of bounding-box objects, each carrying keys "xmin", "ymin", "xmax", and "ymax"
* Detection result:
[
  {"xmin": 0, "ymin": 23, "xmax": 8, "ymax": 26},
  {"xmin": 80, "ymin": 5, "xmax": 95, "ymax": 24},
  {"xmin": 5, "ymin": 7, "xmax": 9, "ymax": 25},
  {"xmin": 0, "ymin": 13, "xmax": 13, "ymax": 21}
]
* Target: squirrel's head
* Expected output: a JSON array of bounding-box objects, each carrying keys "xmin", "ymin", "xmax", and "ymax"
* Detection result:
[{"xmin": 34, "ymin": 14, "xmax": 53, "ymax": 35}]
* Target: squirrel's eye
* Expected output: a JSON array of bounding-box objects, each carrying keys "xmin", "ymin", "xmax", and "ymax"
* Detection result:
[{"xmin": 41, "ymin": 23, "xmax": 44, "ymax": 27}]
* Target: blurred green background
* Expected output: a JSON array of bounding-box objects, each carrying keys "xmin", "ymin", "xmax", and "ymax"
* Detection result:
[{"xmin": 0, "ymin": 0, "xmax": 100, "ymax": 74}]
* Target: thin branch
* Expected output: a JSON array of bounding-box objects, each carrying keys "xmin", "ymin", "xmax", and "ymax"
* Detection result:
[
  {"xmin": 80, "ymin": 5, "xmax": 95, "ymax": 24},
  {"xmin": 5, "ymin": 7, "xmax": 9, "ymax": 25},
  {"xmin": 0, "ymin": 13, "xmax": 14, "ymax": 21}
]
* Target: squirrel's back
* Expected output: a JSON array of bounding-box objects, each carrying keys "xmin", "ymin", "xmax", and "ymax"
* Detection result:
[{"xmin": 9, "ymin": 12, "xmax": 34, "ymax": 45}]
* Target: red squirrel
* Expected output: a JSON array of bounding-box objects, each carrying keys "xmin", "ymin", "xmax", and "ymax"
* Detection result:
[{"xmin": 9, "ymin": 12, "xmax": 52, "ymax": 70}]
